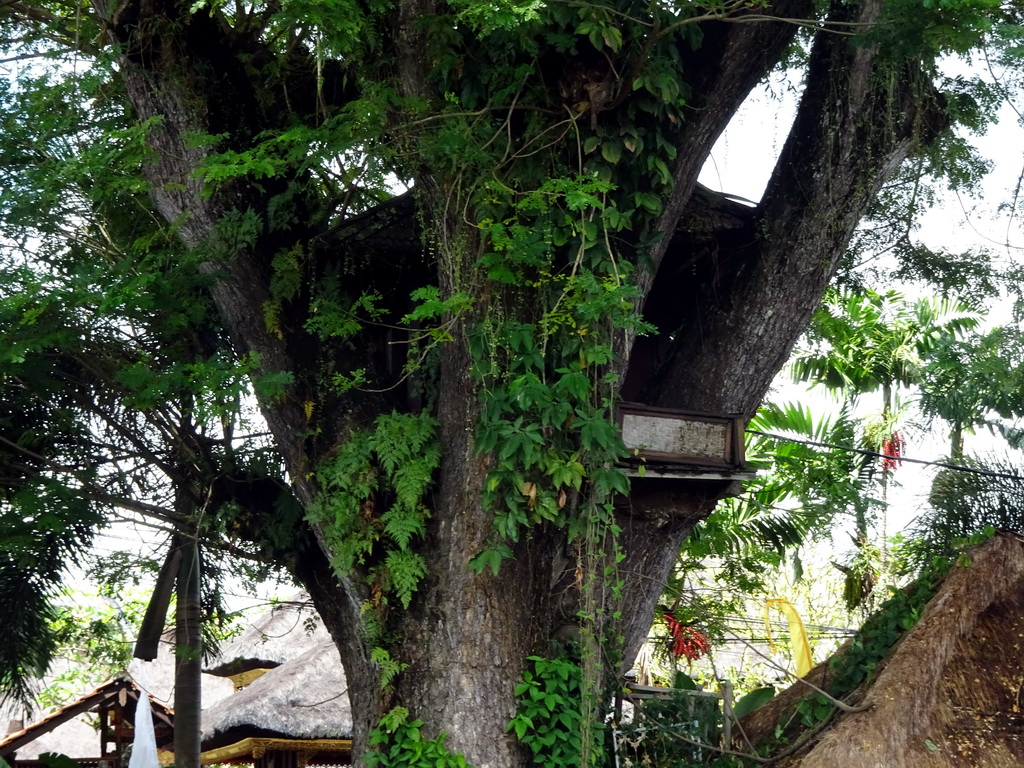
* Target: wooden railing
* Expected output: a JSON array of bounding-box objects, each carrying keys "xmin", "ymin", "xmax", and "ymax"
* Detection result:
[{"xmin": 611, "ymin": 679, "xmax": 735, "ymax": 766}]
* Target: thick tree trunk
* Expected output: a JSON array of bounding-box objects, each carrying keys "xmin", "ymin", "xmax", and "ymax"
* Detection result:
[
  {"xmin": 89, "ymin": 1, "xmax": 951, "ymax": 766},
  {"xmin": 299, "ymin": 547, "xmax": 384, "ymax": 757},
  {"xmin": 644, "ymin": 0, "xmax": 945, "ymax": 417}
]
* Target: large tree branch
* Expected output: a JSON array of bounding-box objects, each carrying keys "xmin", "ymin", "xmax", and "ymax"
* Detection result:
[
  {"xmin": 636, "ymin": 0, "xmax": 815, "ymax": 301},
  {"xmin": 611, "ymin": 0, "xmax": 815, "ymax": 382},
  {"xmin": 89, "ymin": 0, "xmax": 382, "ymax": 735},
  {"xmin": 644, "ymin": 0, "xmax": 947, "ymax": 416},
  {"xmin": 0, "ymin": 1, "xmax": 98, "ymax": 52},
  {"xmin": 90, "ymin": 0, "xmax": 330, "ymax": 486}
]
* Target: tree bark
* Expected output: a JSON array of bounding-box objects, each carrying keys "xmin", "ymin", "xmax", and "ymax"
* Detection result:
[
  {"xmin": 644, "ymin": 0, "xmax": 946, "ymax": 418},
  {"xmin": 80, "ymin": 1, "xmax": 953, "ymax": 766}
]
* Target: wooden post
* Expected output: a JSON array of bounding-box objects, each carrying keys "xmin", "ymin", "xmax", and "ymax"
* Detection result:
[
  {"xmin": 99, "ymin": 707, "xmax": 109, "ymax": 758},
  {"xmin": 720, "ymin": 679, "xmax": 733, "ymax": 751},
  {"xmin": 134, "ymin": 543, "xmax": 183, "ymax": 661},
  {"xmin": 174, "ymin": 534, "xmax": 202, "ymax": 768}
]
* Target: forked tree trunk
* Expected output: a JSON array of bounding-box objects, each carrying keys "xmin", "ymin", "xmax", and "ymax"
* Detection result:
[{"xmin": 89, "ymin": 0, "xmax": 948, "ymax": 765}]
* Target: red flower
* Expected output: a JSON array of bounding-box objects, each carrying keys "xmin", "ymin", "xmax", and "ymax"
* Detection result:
[
  {"xmin": 663, "ymin": 614, "xmax": 711, "ymax": 661},
  {"xmin": 881, "ymin": 431, "xmax": 905, "ymax": 472}
]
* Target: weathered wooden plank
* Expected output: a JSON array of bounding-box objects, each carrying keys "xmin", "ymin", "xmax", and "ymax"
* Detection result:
[{"xmin": 617, "ymin": 403, "xmax": 744, "ymax": 468}]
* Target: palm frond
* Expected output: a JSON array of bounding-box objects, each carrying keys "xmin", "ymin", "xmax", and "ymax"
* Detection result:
[
  {"xmin": 0, "ymin": 480, "xmax": 99, "ymax": 704},
  {"xmin": 905, "ymin": 455, "xmax": 1024, "ymax": 573}
]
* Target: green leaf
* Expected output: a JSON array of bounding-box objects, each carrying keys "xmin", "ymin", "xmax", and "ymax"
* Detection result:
[
  {"xmin": 634, "ymin": 191, "xmax": 662, "ymax": 215},
  {"xmin": 732, "ymin": 686, "xmax": 776, "ymax": 719},
  {"xmin": 385, "ymin": 551, "xmax": 428, "ymax": 608},
  {"xmin": 600, "ymin": 141, "xmax": 622, "ymax": 164},
  {"xmin": 467, "ymin": 546, "xmax": 512, "ymax": 575}
]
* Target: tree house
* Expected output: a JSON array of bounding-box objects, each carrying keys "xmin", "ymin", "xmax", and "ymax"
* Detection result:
[{"xmin": 616, "ymin": 403, "xmax": 754, "ymax": 509}]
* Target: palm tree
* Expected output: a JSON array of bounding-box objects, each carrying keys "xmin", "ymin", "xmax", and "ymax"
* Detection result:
[
  {"xmin": 918, "ymin": 326, "xmax": 1024, "ymax": 459},
  {"xmin": 792, "ymin": 288, "xmax": 979, "ymax": 431},
  {"xmin": 679, "ymin": 401, "xmax": 874, "ymax": 603},
  {"xmin": 789, "ymin": 288, "xmax": 979, "ymax": 602},
  {"xmin": 905, "ymin": 456, "xmax": 1024, "ymax": 573}
]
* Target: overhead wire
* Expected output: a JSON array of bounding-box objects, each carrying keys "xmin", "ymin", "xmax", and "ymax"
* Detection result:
[
  {"xmin": 713, "ymin": 615, "xmax": 856, "ymax": 643},
  {"xmin": 677, "ymin": 430, "xmax": 1017, "ymax": 646},
  {"xmin": 747, "ymin": 429, "xmax": 1024, "ymax": 483}
]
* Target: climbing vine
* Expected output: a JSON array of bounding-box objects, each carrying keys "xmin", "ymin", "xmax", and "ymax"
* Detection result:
[
  {"xmin": 509, "ymin": 655, "xmax": 597, "ymax": 767},
  {"xmin": 367, "ymin": 707, "xmax": 472, "ymax": 768},
  {"xmin": 310, "ymin": 412, "xmax": 441, "ymax": 610}
]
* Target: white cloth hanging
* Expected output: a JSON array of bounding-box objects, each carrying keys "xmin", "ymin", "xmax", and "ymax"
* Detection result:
[{"xmin": 128, "ymin": 662, "xmax": 159, "ymax": 768}]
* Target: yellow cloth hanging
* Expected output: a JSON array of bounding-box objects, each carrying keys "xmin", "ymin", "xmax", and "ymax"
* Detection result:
[{"xmin": 764, "ymin": 599, "xmax": 813, "ymax": 677}]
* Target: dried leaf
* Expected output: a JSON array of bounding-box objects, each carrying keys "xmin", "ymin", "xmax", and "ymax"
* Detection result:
[{"xmin": 521, "ymin": 481, "xmax": 537, "ymax": 508}]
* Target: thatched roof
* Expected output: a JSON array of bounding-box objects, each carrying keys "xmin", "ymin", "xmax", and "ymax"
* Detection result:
[
  {"xmin": 0, "ymin": 678, "xmax": 174, "ymax": 760},
  {"xmin": 0, "ymin": 630, "xmax": 234, "ymax": 764},
  {"xmin": 200, "ymin": 641, "xmax": 351, "ymax": 749},
  {"xmin": 740, "ymin": 532, "xmax": 1024, "ymax": 767},
  {"xmin": 205, "ymin": 594, "xmax": 330, "ymax": 677}
]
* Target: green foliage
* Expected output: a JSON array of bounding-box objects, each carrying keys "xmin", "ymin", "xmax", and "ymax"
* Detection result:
[
  {"xmin": 466, "ymin": 173, "xmax": 656, "ymax": 561},
  {"xmin": 37, "ymin": 753, "xmax": 82, "ymax": 768},
  {"xmin": 446, "ymin": 0, "xmax": 544, "ymax": 34},
  {"xmin": 917, "ymin": 327, "xmax": 1024, "ymax": 455},
  {"xmin": 389, "ymin": 0, "xmax": 690, "ymax": 576},
  {"xmin": 35, "ymin": 586, "xmax": 150, "ymax": 709},
  {"xmin": 311, "ymin": 412, "xmax": 440, "ymax": 608},
  {"xmin": 874, "ymin": 0, "xmax": 1008, "ymax": 59},
  {"xmin": 2, "ymin": 0, "xmax": 1023, "ymax": 750},
  {"xmin": 509, "ymin": 656, "xmax": 600, "ymax": 767},
  {"xmin": 370, "ymin": 647, "xmax": 408, "ymax": 691},
  {"xmin": 888, "ymin": 243, "xmax": 1000, "ymax": 303},
  {"xmin": 614, "ymin": 683, "xmax": 727, "ymax": 768},
  {"xmin": 763, "ymin": 535, "xmax": 993, "ymax": 754},
  {"xmin": 747, "ymin": 403, "xmax": 869, "ymax": 526},
  {"xmin": 908, "ymin": 451, "xmax": 1021, "ymax": 567},
  {"xmin": 367, "ymin": 707, "xmax": 471, "ymax": 768},
  {"xmin": 679, "ymin": 401, "xmax": 873, "ymax": 619},
  {"xmin": 792, "ymin": 288, "xmax": 979, "ymax": 402},
  {"xmin": 0, "ymin": 477, "xmax": 102, "ymax": 704},
  {"xmin": 0, "ymin": 51, "xmax": 298, "ymax": 697},
  {"xmin": 732, "ymin": 687, "xmax": 776, "ymax": 720},
  {"xmin": 404, "ymin": 287, "xmax": 474, "ymax": 336},
  {"xmin": 778, "ymin": 286, "xmax": 987, "ymax": 607}
]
